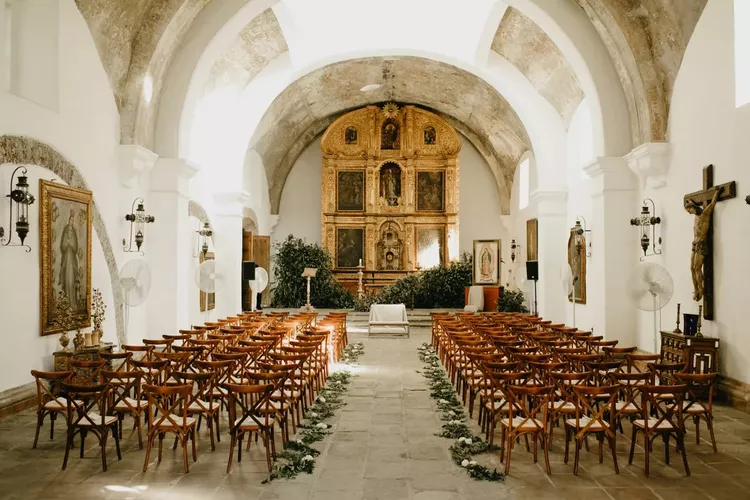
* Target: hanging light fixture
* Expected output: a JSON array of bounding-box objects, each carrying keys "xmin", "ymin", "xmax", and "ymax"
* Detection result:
[
  {"xmin": 572, "ymin": 217, "xmax": 592, "ymax": 257},
  {"xmin": 629, "ymin": 198, "xmax": 662, "ymax": 260},
  {"xmin": 1, "ymin": 166, "xmax": 35, "ymax": 252},
  {"xmin": 123, "ymin": 197, "xmax": 155, "ymax": 253},
  {"xmin": 195, "ymin": 220, "xmax": 212, "ymax": 258}
]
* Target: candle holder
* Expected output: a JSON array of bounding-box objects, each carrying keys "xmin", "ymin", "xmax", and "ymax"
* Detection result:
[
  {"xmin": 357, "ymin": 264, "xmax": 364, "ymax": 300},
  {"xmin": 673, "ymin": 303, "xmax": 682, "ymax": 333},
  {"xmin": 697, "ymin": 305, "xmax": 703, "ymax": 338}
]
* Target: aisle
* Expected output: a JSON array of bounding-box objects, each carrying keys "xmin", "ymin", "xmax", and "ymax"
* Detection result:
[{"xmin": 268, "ymin": 326, "xmax": 508, "ymax": 500}]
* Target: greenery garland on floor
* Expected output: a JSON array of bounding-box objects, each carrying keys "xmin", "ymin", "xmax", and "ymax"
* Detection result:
[
  {"xmin": 417, "ymin": 343, "xmax": 505, "ymax": 482},
  {"xmin": 263, "ymin": 342, "xmax": 365, "ymax": 483}
]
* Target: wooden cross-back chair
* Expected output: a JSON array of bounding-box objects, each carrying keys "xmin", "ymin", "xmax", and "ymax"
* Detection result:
[
  {"xmin": 101, "ymin": 369, "xmax": 146, "ymax": 449},
  {"xmin": 142, "ymin": 384, "xmax": 196, "ymax": 473},
  {"xmin": 609, "ymin": 371, "xmax": 650, "ymax": 434},
  {"xmin": 547, "ymin": 371, "xmax": 591, "ymax": 444},
  {"xmin": 674, "ymin": 372, "xmax": 719, "ymax": 453},
  {"xmin": 223, "ymin": 383, "xmax": 276, "ymax": 473},
  {"xmin": 69, "ymin": 359, "xmax": 106, "ymax": 386},
  {"xmin": 99, "ymin": 351, "xmax": 132, "ymax": 372},
  {"xmin": 30, "ymin": 370, "xmax": 75, "ymax": 448},
  {"xmin": 628, "ymin": 383, "xmax": 690, "ymax": 477},
  {"xmin": 565, "ymin": 384, "xmax": 620, "ymax": 475},
  {"xmin": 131, "ymin": 358, "xmax": 170, "ymax": 387},
  {"xmin": 500, "ymin": 384, "xmax": 556, "ymax": 475},
  {"xmin": 61, "ymin": 382, "xmax": 121, "ymax": 472},
  {"xmin": 173, "ymin": 371, "xmax": 221, "ymax": 451}
]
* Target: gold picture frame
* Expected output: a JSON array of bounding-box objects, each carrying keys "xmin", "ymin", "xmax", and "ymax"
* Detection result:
[
  {"xmin": 526, "ymin": 218, "xmax": 538, "ymax": 261},
  {"xmin": 200, "ymin": 252, "xmax": 216, "ymax": 312},
  {"xmin": 567, "ymin": 229, "xmax": 587, "ymax": 304},
  {"xmin": 472, "ymin": 239, "xmax": 501, "ymax": 286},
  {"xmin": 39, "ymin": 180, "xmax": 93, "ymax": 336}
]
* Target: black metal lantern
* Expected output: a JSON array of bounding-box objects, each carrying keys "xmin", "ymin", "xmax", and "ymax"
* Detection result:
[
  {"xmin": 1, "ymin": 166, "xmax": 35, "ymax": 252},
  {"xmin": 510, "ymin": 238, "xmax": 518, "ymax": 262},
  {"xmin": 196, "ymin": 220, "xmax": 212, "ymax": 258},
  {"xmin": 572, "ymin": 217, "xmax": 591, "ymax": 257},
  {"xmin": 629, "ymin": 198, "xmax": 661, "ymax": 260},
  {"xmin": 123, "ymin": 197, "xmax": 155, "ymax": 253}
]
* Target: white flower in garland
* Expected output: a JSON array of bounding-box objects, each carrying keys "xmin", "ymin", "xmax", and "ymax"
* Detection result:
[
  {"xmin": 316, "ymin": 423, "xmax": 328, "ymax": 429},
  {"xmin": 464, "ymin": 438, "xmax": 473, "ymax": 445},
  {"xmin": 461, "ymin": 459, "xmax": 470, "ymax": 467},
  {"xmin": 439, "ymin": 399, "xmax": 448, "ymax": 404},
  {"xmin": 458, "ymin": 437, "xmax": 466, "ymax": 443},
  {"xmin": 301, "ymin": 455, "xmax": 314, "ymax": 462},
  {"xmin": 469, "ymin": 460, "xmax": 477, "ymax": 466},
  {"xmin": 448, "ymin": 410, "xmax": 456, "ymax": 416},
  {"xmin": 309, "ymin": 412, "xmax": 318, "ymax": 418},
  {"xmin": 318, "ymin": 397, "xmax": 327, "ymax": 403}
]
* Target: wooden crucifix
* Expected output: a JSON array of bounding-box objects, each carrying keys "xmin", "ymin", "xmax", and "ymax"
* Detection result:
[{"xmin": 683, "ymin": 164, "xmax": 735, "ymax": 320}]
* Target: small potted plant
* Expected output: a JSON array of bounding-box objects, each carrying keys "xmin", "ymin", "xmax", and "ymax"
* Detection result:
[
  {"xmin": 52, "ymin": 291, "xmax": 76, "ymax": 352},
  {"xmin": 91, "ymin": 288, "xmax": 106, "ymax": 345}
]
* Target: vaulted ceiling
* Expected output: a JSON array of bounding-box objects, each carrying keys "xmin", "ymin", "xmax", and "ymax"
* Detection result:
[{"xmin": 74, "ymin": 0, "xmax": 708, "ymax": 208}]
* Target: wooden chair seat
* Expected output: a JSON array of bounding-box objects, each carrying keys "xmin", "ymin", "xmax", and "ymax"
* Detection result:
[
  {"xmin": 551, "ymin": 401, "xmax": 576, "ymax": 411},
  {"xmin": 615, "ymin": 401, "xmax": 639, "ymax": 413},
  {"xmin": 633, "ymin": 418, "xmax": 676, "ymax": 431},
  {"xmin": 566, "ymin": 416, "xmax": 609, "ymax": 431},
  {"xmin": 155, "ymin": 415, "xmax": 196, "ymax": 430},
  {"xmin": 78, "ymin": 412, "xmax": 118, "ymax": 426},
  {"xmin": 113, "ymin": 397, "xmax": 147, "ymax": 412},
  {"xmin": 188, "ymin": 400, "xmax": 220, "ymax": 412},
  {"xmin": 484, "ymin": 399, "xmax": 508, "ymax": 410},
  {"xmin": 44, "ymin": 397, "xmax": 83, "ymax": 410},
  {"xmin": 501, "ymin": 416, "xmax": 545, "ymax": 430}
]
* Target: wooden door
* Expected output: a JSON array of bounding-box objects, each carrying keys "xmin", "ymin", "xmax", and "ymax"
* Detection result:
[{"xmin": 253, "ymin": 235, "xmax": 271, "ymax": 306}]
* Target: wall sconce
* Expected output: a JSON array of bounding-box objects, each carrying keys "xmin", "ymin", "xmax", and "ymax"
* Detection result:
[
  {"xmin": 194, "ymin": 220, "xmax": 212, "ymax": 258},
  {"xmin": 510, "ymin": 238, "xmax": 522, "ymax": 262},
  {"xmin": 123, "ymin": 197, "xmax": 155, "ymax": 253},
  {"xmin": 629, "ymin": 198, "xmax": 662, "ymax": 260},
  {"xmin": 0, "ymin": 166, "xmax": 35, "ymax": 252},
  {"xmin": 573, "ymin": 217, "xmax": 592, "ymax": 257}
]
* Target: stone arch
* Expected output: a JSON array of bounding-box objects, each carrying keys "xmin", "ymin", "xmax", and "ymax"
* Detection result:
[
  {"xmin": 187, "ymin": 199, "xmax": 212, "ymax": 226},
  {"xmin": 0, "ymin": 136, "xmax": 125, "ymax": 345},
  {"xmin": 243, "ymin": 207, "xmax": 259, "ymax": 233}
]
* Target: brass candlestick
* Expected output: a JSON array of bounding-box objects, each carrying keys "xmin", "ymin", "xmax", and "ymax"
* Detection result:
[
  {"xmin": 697, "ymin": 305, "xmax": 703, "ymax": 337},
  {"xmin": 673, "ymin": 303, "xmax": 682, "ymax": 333}
]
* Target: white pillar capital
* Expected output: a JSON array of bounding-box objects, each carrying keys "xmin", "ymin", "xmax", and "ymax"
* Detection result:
[
  {"xmin": 118, "ymin": 145, "xmax": 157, "ymax": 188},
  {"xmin": 531, "ymin": 189, "xmax": 567, "ymax": 216},
  {"xmin": 584, "ymin": 156, "xmax": 636, "ymax": 195},
  {"xmin": 213, "ymin": 191, "xmax": 252, "ymax": 217},
  {"xmin": 624, "ymin": 142, "xmax": 671, "ymax": 190},
  {"xmin": 150, "ymin": 158, "xmax": 199, "ymax": 197}
]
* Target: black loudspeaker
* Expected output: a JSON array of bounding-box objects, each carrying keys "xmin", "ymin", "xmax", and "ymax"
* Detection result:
[
  {"xmin": 526, "ymin": 261, "xmax": 539, "ymax": 281},
  {"xmin": 242, "ymin": 261, "xmax": 256, "ymax": 281}
]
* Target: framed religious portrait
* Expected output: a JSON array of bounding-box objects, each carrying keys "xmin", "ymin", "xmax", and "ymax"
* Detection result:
[
  {"xmin": 337, "ymin": 171, "xmax": 365, "ymax": 212},
  {"xmin": 39, "ymin": 180, "xmax": 93, "ymax": 336},
  {"xmin": 416, "ymin": 171, "xmax": 444, "ymax": 212},
  {"xmin": 526, "ymin": 218, "xmax": 538, "ymax": 261},
  {"xmin": 472, "ymin": 240, "xmax": 501, "ymax": 286},
  {"xmin": 199, "ymin": 252, "xmax": 216, "ymax": 312},
  {"xmin": 336, "ymin": 228, "xmax": 364, "ymax": 268},
  {"xmin": 567, "ymin": 228, "xmax": 587, "ymax": 304},
  {"xmin": 415, "ymin": 226, "xmax": 445, "ymax": 269}
]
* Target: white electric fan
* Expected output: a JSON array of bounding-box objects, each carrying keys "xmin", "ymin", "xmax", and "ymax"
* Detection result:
[
  {"xmin": 249, "ymin": 267, "xmax": 269, "ymax": 310},
  {"xmin": 561, "ymin": 264, "xmax": 580, "ymax": 327},
  {"xmin": 626, "ymin": 262, "xmax": 674, "ymax": 353},
  {"xmin": 195, "ymin": 260, "xmax": 224, "ymax": 321},
  {"xmin": 119, "ymin": 258, "xmax": 152, "ymax": 338},
  {"xmin": 514, "ymin": 266, "xmax": 534, "ymax": 313}
]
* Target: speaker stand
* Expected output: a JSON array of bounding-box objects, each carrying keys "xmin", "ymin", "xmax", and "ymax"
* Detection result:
[{"xmin": 532, "ymin": 279, "xmax": 538, "ymax": 316}]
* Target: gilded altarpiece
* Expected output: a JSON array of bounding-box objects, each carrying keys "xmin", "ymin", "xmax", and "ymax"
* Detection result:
[{"xmin": 320, "ymin": 104, "xmax": 460, "ymax": 292}]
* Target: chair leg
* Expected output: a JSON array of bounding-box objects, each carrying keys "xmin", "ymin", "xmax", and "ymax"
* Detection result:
[
  {"xmin": 644, "ymin": 432, "xmax": 650, "ymax": 477},
  {"xmin": 678, "ymin": 433, "xmax": 690, "ymax": 476},
  {"xmin": 208, "ymin": 415, "xmax": 216, "ymax": 451},
  {"xmin": 62, "ymin": 427, "xmax": 73, "ymax": 470},
  {"xmin": 158, "ymin": 432, "xmax": 164, "ymax": 462},
  {"xmin": 101, "ymin": 430, "xmax": 109, "ymax": 472},
  {"xmin": 227, "ymin": 432, "xmax": 237, "ymax": 473},
  {"xmin": 573, "ymin": 438, "xmax": 581, "ymax": 476},
  {"xmin": 33, "ymin": 412, "xmax": 43, "ymax": 449},
  {"xmin": 143, "ymin": 433, "xmax": 155, "ymax": 472},
  {"xmin": 80, "ymin": 428, "xmax": 87, "ymax": 458},
  {"xmin": 628, "ymin": 426, "xmax": 637, "ymax": 465},
  {"xmin": 504, "ymin": 431, "xmax": 513, "ymax": 475},
  {"xmin": 182, "ymin": 436, "xmax": 190, "ymax": 473},
  {"xmin": 50, "ymin": 413, "xmax": 56, "ymax": 441},
  {"xmin": 191, "ymin": 429, "xmax": 197, "ymax": 462},
  {"xmin": 608, "ymin": 435, "xmax": 619, "ymax": 474},
  {"xmin": 663, "ymin": 434, "xmax": 670, "ymax": 465},
  {"xmin": 694, "ymin": 415, "xmax": 701, "ymax": 445},
  {"xmin": 215, "ymin": 413, "xmax": 221, "ymax": 443},
  {"xmin": 113, "ymin": 425, "xmax": 122, "ymax": 460},
  {"xmin": 136, "ymin": 414, "xmax": 143, "ymax": 449},
  {"xmin": 706, "ymin": 414, "xmax": 718, "ymax": 453},
  {"xmin": 542, "ymin": 435, "xmax": 551, "ymax": 474}
]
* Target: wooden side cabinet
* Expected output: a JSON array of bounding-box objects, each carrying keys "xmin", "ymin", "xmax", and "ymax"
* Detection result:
[{"xmin": 660, "ymin": 331, "xmax": 719, "ymax": 374}]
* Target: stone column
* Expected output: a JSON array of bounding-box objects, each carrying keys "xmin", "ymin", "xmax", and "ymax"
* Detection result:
[
  {"xmin": 584, "ymin": 157, "xmax": 638, "ymax": 344},
  {"xmin": 146, "ymin": 158, "xmax": 198, "ymax": 338},
  {"xmin": 213, "ymin": 191, "xmax": 251, "ymax": 318},
  {"xmin": 531, "ymin": 189, "xmax": 568, "ymax": 321}
]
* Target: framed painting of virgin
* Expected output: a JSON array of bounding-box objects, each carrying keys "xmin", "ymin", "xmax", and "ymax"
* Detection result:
[
  {"xmin": 473, "ymin": 239, "xmax": 500, "ymax": 286},
  {"xmin": 39, "ymin": 180, "xmax": 93, "ymax": 336}
]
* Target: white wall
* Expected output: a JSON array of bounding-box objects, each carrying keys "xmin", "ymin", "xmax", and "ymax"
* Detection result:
[
  {"xmin": 643, "ymin": 0, "xmax": 750, "ymax": 383},
  {"xmin": 0, "ymin": 1, "xmax": 121, "ymax": 393},
  {"xmin": 458, "ymin": 138, "xmax": 510, "ymax": 283}
]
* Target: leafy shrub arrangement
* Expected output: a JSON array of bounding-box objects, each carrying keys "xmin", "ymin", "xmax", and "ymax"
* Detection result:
[
  {"xmin": 270, "ymin": 235, "xmax": 354, "ymax": 308},
  {"xmin": 496, "ymin": 288, "xmax": 529, "ymax": 313},
  {"xmin": 356, "ymin": 253, "xmax": 473, "ymax": 311}
]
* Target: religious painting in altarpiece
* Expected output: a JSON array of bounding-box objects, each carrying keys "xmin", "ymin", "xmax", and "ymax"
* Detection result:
[
  {"xmin": 566, "ymin": 229, "xmax": 587, "ymax": 305},
  {"xmin": 39, "ymin": 180, "xmax": 93, "ymax": 336},
  {"xmin": 320, "ymin": 103, "xmax": 460, "ymax": 291}
]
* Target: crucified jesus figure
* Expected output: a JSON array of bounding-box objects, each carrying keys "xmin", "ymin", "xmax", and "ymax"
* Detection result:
[{"xmin": 684, "ymin": 187, "xmax": 721, "ymax": 302}]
